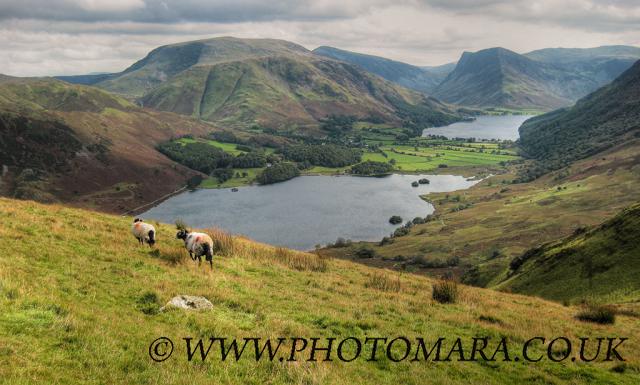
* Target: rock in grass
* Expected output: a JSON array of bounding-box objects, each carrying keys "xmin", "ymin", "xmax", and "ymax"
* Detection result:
[{"xmin": 160, "ymin": 295, "xmax": 213, "ymax": 311}]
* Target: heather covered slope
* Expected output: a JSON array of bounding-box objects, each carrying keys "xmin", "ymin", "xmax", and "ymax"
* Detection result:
[
  {"xmin": 518, "ymin": 59, "xmax": 640, "ymax": 171},
  {"xmin": 79, "ymin": 37, "xmax": 464, "ymax": 130},
  {"xmin": 433, "ymin": 47, "xmax": 597, "ymax": 110},
  {"xmin": 0, "ymin": 197, "xmax": 638, "ymax": 384},
  {"xmin": 0, "ymin": 76, "xmax": 215, "ymax": 213},
  {"xmin": 497, "ymin": 203, "xmax": 640, "ymax": 303}
]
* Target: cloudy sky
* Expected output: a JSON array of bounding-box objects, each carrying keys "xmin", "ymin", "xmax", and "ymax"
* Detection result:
[{"xmin": 1, "ymin": 0, "xmax": 639, "ymax": 76}]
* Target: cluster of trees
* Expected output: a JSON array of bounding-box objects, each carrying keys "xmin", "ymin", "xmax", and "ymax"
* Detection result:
[
  {"xmin": 158, "ymin": 142, "xmax": 233, "ymax": 174},
  {"xmin": 158, "ymin": 141, "xmax": 269, "ymax": 184},
  {"xmin": 350, "ymin": 161, "xmax": 393, "ymax": 176},
  {"xmin": 210, "ymin": 130, "xmax": 241, "ymax": 144},
  {"xmin": 256, "ymin": 163, "xmax": 300, "ymax": 185},
  {"xmin": 232, "ymin": 152, "xmax": 267, "ymax": 168},
  {"xmin": 320, "ymin": 115, "xmax": 357, "ymax": 134},
  {"xmin": 282, "ymin": 144, "xmax": 362, "ymax": 167}
]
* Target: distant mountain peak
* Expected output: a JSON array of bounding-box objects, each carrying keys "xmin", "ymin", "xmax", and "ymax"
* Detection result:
[{"xmin": 312, "ymin": 45, "xmax": 451, "ymax": 94}]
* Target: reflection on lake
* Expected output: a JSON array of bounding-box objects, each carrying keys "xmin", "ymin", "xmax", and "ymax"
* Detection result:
[
  {"xmin": 423, "ymin": 115, "xmax": 535, "ymax": 140},
  {"xmin": 143, "ymin": 174, "xmax": 479, "ymax": 250}
]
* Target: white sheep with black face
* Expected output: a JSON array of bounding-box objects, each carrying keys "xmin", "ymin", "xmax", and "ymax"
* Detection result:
[
  {"xmin": 176, "ymin": 228, "xmax": 214, "ymax": 268},
  {"xmin": 131, "ymin": 218, "xmax": 156, "ymax": 247}
]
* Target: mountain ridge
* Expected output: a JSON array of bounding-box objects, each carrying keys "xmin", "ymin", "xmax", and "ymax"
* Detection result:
[
  {"xmin": 518, "ymin": 59, "xmax": 640, "ymax": 171},
  {"xmin": 433, "ymin": 47, "xmax": 597, "ymax": 110},
  {"xmin": 312, "ymin": 45, "xmax": 449, "ymax": 94},
  {"xmin": 72, "ymin": 37, "xmax": 465, "ymax": 130}
]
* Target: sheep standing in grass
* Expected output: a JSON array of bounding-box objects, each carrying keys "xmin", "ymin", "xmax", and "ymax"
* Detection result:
[
  {"xmin": 131, "ymin": 218, "xmax": 156, "ymax": 247},
  {"xmin": 176, "ymin": 228, "xmax": 214, "ymax": 268}
]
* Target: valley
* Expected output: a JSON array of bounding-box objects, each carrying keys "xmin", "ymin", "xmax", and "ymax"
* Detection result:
[{"xmin": 1, "ymin": 31, "xmax": 639, "ymax": 385}]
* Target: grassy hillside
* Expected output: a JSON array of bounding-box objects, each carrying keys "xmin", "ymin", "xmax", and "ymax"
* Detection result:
[
  {"xmin": 0, "ymin": 76, "xmax": 216, "ymax": 213},
  {"xmin": 1, "ymin": 197, "xmax": 638, "ymax": 384},
  {"xmin": 497, "ymin": 203, "xmax": 640, "ymax": 303},
  {"xmin": 83, "ymin": 37, "xmax": 465, "ymax": 130},
  {"xmin": 323, "ymin": 137, "xmax": 640, "ymax": 297},
  {"xmin": 312, "ymin": 46, "xmax": 445, "ymax": 94},
  {"xmin": 433, "ymin": 47, "xmax": 598, "ymax": 110},
  {"xmin": 518, "ymin": 59, "xmax": 640, "ymax": 174}
]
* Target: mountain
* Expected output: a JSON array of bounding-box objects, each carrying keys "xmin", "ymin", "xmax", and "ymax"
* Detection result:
[
  {"xmin": 525, "ymin": 45, "xmax": 640, "ymax": 86},
  {"xmin": 518, "ymin": 59, "xmax": 640, "ymax": 170},
  {"xmin": 59, "ymin": 37, "xmax": 464, "ymax": 130},
  {"xmin": 421, "ymin": 62, "xmax": 457, "ymax": 78},
  {"xmin": 2, "ymin": 196, "xmax": 638, "ymax": 384},
  {"xmin": 312, "ymin": 46, "xmax": 449, "ymax": 94},
  {"xmin": 498, "ymin": 203, "xmax": 640, "ymax": 303},
  {"xmin": 433, "ymin": 47, "xmax": 598, "ymax": 110},
  {"xmin": 0, "ymin": 76, "xmax": 214, "ymax": 212}
]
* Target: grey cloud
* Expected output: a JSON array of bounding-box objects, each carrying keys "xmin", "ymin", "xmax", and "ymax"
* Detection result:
[
  {"xmin": 0, "ymin": 0, "xmax": 398, "ymax": 23},
  {"xmin": 420, "ymin": 0, "xmax": 640, "ymax": 32}
]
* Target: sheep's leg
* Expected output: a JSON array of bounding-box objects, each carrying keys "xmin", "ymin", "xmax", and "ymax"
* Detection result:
[{"xmin": 189, "ymin": 251, "xmax": 194, "ymax": 261}]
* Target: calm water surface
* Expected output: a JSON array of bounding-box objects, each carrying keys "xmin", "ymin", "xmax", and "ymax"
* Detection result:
[
  {"xmin": 422, "ymin": 114, "xmax": 535, "ymax": 140},
  {"xmin": 143, "ymin": 174, "xmax": 479, "ymax": 250}
]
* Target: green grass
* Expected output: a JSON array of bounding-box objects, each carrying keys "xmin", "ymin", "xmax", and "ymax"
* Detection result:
[
  {"xmin": 1, "ymin": 197, "xmax": 639, "ymax": 384},
  {"xmin": 184, "ymin": 136, "xmax": 518, "ymax": 188},
  {"xmin": 497, "ymin": 203, "xmax": 640, "ymax": 303},
  {"xmin": 363, "ymin": 144, "xmax": 517, "ymax": 172},
  {"xmin": 199, "ymin": 168, "xmax": 262, "ymax": 188},
  {"xmin": 176, "ymin": 138, "xmax": 246, "ymax": 155}
]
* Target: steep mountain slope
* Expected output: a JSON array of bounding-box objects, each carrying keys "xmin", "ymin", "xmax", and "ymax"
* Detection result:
[
  {"xmin": 98, "ymin": 37, "xmax": 310, "ymax": 98},
  {"xmin": 525, "ymin": 45, "xmax": 640, "ymax": 87},
  {"xmin": 433, "ymin": 47, "xmax": 598, "ymax": 110},
  {"xmin": 497, "ymin": 202, "xmax": 640, "ymax": 302},
  {"xmin": 312, "ymin": 46, "xmax": 447, "ymax": 94},
  {"xmin": 1, "ymin": 197, "xmax": 638, "ymax": 384},
  {"xmin": 70, "ymin": 37, "xmax": 464, "ymax": 130},
  {"xmin": 518, "ymin": 59, "xmax": 640, "ymax": 169},
  {"xmin": 0, "ymin": 76, "xmax": 215, "ymax": 212}
]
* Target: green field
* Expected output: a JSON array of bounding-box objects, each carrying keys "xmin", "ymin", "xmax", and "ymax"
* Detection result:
[
  {"xmin": 363, "ymin": 144, "xmax": 517, "ymax": 172},
  {"xmin": 169, "ymin": 135, "xmax": 519, "ymax": 188},
  {"xmin": 176, "ymin": 138, "xmax": 247, "ymax": 155}
]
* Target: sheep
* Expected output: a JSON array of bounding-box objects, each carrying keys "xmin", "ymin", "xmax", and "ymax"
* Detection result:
[
  {"xmin": 176, "ymin": 228, "xmax": 214, "ymax": 268},
  {"xmin": 131, "ymin": 218, "xmax": 156, "ymax": 247}
]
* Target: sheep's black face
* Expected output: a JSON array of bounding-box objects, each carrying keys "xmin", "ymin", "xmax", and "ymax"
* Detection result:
[{"xmin": 176, "ymin": 230, "xmax": 187, "ymax": 240}]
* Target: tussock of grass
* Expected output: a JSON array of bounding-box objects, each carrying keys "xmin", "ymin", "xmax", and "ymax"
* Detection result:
[
  {"xmin": 478, "ymin": 314, "xmax": 504, "ymax": 325},
  {"xmin": 136, "ymin": 291, "xmax": 160, "ymax": 315},
  {"xmin": 365, "ymin": 273, "xmax": 402, "ymax": 292},
  {"xmin": 151, "ymin": 245, "xmax": 188, "ymax": 265},
  {"xmin": 432, "ymin": 279, "xmax": 459, "ymax": 304},
  {"xmin": 206, "ymin": 227, "xmax": 238, "ymax": 257},
  {"xmin": 576, "ymin": 304, "xmax": 616, "ymax": 324},
  {"xmin": 205, "ymin": 228, "xmax": 327, "ymax": 272}
]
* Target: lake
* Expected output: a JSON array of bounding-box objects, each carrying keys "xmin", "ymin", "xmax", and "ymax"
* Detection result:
[
  {"xmin": 142, "ymin": 174, "xmax": 479, "ymax": 250},
  {"xmin": 422, "ymin": 114, "xmax": 535, "ymax": 140}
]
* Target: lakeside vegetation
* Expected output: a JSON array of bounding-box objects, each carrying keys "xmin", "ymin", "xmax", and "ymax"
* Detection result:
[
  {"xmin": 156, "ymin": 121, "xmax": 520, "ymax": 189},
  {"xmin": 323, "ymin": 136, "xmax": 640, "ymax": 305}
]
